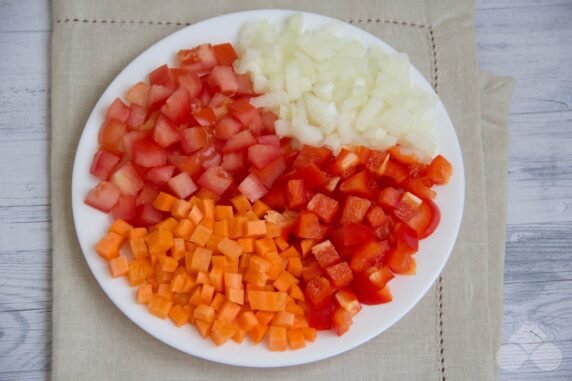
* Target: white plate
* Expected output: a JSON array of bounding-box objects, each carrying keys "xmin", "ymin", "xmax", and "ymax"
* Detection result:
[{"xmin": 72, "ymin": 9, "xmax": 464, "ymax": 368}]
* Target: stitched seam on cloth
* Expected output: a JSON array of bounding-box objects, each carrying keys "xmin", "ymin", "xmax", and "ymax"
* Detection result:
[{"xmin": 438, "ymin": 276, "xmax": 446, "ymax": 380}]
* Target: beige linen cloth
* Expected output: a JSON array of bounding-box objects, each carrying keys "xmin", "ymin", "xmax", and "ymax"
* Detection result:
[{"xmin": 51, "ymin": 0, "xmax": 514, "ymax": 379}]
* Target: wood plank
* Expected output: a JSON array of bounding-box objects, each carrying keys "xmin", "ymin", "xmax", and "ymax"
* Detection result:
[
  {"xmin": 499, "ymin": 339, "xmax": 572, "ymax": 380},
  {"xmin": 0, "ymin": 371, "xmax": 49, "ymax": 381},
  {"xmin": 0, "ymin": 0, "xmax": 51, "ymax": 32},
  {"xmin": 475, "ymin": 3, "xmax": 572, "ymax": 114},
  {"xmin": 477, "ymin": 0, "xmax": 572, "ymax": 10}
]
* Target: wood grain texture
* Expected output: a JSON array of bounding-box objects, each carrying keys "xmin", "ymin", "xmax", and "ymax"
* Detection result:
[{"xmin": 0, "ymin": 0, "xmax": 571, "ymax": 379}]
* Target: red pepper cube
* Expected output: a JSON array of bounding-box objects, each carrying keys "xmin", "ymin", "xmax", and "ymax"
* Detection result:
[
  {"xmin": 286, "ymin": 179, "xmax": 308, "ymax": 210},
  {"xmin": 290, "ymin": 164, "xmax": 328, "ymax": 189},
  {"xmin": 378, "ymin": 187, "xmax": 402, "ymax": 210},
  {"xmin": 427, "ymin": 155, "xmax": 453, "ymax": 185},
  {"xmin": 382, "ymin": 160, "xmax": 408, "ymax": 184},
  {"xmin": 349, "ymin": 240, "xmax": 390, "ymax": 273},
  {"xmin": 386, "ymin": 248, "xmax": 416, "ymax": 275},
  {"xmin": 394, "ymin": 223, "xmax": 419, "ymax": 255},
  {"xmin": 394, "ymin": 192, "xmax": 423, "ymax": 224},
  {"xmin": 293, "ymin": 145, "xmax": 333, "ymax": 169},
  {"xmin": 367, "ymin": 151, "xmax": 391, "ymax": 176},
  {"xmin": 342, "ymin": 223, "xmax": 374, "ymax": 246},
  {"xmin": 304, "ymin": 276, "xmax": 334, "ymax": 309},
  {"xmin": 294, "ymin": 211, "xmax": 327, "ymax": 240},
  {"xmin": 340, "ymin": 196, "xmax": 371, "ymax": 225},
  {"xmin": 311, "ymin": 240, "xmax": 341, "ymax": 269},
  {"xmin": 339, "ymin": 170, "xmax": 371, "ymax": 197},
  {"xmin": 328, "ymin": 149, "xmax": 360, "ymax": 178},
  {"xmin": 368, "ymin": 266, "xmax": 395, "ymax": 289},
  {"xmin": 332, "ymin": 305, "xmax": 353, "ymax": 336},
  {"xmin": 307, "ymin": 193, "xmax": 339, "ymax": 223},
  {"xmin": 365, "ymin": 206, "xmax": 388, "ymax": 228},
  {"xmin": 325, "ymin": 261, "xmax": 353, "ymax": 288}
]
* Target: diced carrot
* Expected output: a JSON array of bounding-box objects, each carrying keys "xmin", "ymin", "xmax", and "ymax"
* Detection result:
[
  {"xmin": 173, "ymin": 219, "xmax": 194, "ymax": 240},
  {"xmin": 109, "ymin": 255, "xmax": 129, "ymax": 278},
  {"xmin": 195, "ymin": 319, "xmax": 213, "ymax": 338},
  {"xmin": 128, "ymin": 227, "xmax": 148, "ymax": 240},
  {"xmin": 172, "ymin": 292, "xmax": 190, "ymax": 306},
  {"xmin": 302, "ymin": 327, "xmax": 317, "ymax": 342},
  {"xmin": 226, "ymin": 288, "xmax": 245, "ymax": 304},
  {"xmin": 157, "ymin": 283, "xmax": 173, "ymax": 301},
  {"xmin": 254, "ymin": 237, "xmax": 277, "ymax": 256},
  {"xmin": 152, "ymin": 192, "xmax": 177, "ymax": 212},
  {"xmin": 185, "ymin": 241, "xmax": 196, "ymax": 253},
  {"xmin": 128, "ymin": 258, "xmax": 154, "ymax": 286},
  {"xmin": 281, "ymin": 246, "xmax": 301, "ymax": 258},
  {"xmin": 248, "ymin": 291, "xmax": 287, "ymax": 312},
  {"xmin": 155, "ymin": 217, "xmax": 178, "ymax": 232},
  {"xmin": 196, "ymin": 271, "xmax": 211, "ymax": 285},
  {"xmin": 110, "ymin": 219, "xmax": 132, "ymax": 237},
  {"xmin": 228, "ymin": 216, "xmax": 247, "ymax": 238},
  {"xmin": 190, "ymin": 247, "xmax": 213, "ymax": 273},
  {"xmin": 209, "ymin": 266, "xmax": 224, "ymax": 291},
  {"xmin": 169, "ymin": 304, "xmax": 190, "ymax": 327},
  {"xmin": 252, "ymin": 200, "xmax": 270, "ymax": 218},
  {"xmin": 170, "ymin": 273, "xmax": 188, "ymax": 293},
  {"xmin": 213, "ymin": 219, "xmax": 229, "ymax": 237},
  {"xmin": 146, "ymin": 229, "xmax": 174, "ymax": 256},
  {"xmin": 184, "ymin": 304, "xmax": 196, "ymax": 324},
  {"xmin": 217, "ymin": 301, "xmax": 241, "ymax": 322},
  {"xmin": 292, "ymin": 316, "xmax": 309, "ymax": 329},
  {"xmin": 189, "ymin": 224, "xmax": 213, "ymax": 247},
  {"xmin": 159, "ymin": 255, "xmax": 179, "ymax": 272},
  {"xmin": 244, "ymin": 268, "xmax": 270, "ymax": 286},
  {"xmin": 196, "ymin": 187, "xmax": 220, "ymax": 200},
  {"xmin": 214, "ymin": 205, "xmax": 234, "ymax": 221},
  {"xmin": 237, "ymin": 238, "xmax": 254, "ymax": 253},
  {"xmin": 189, "ymin": 286, "xmax": 203, "ymax": 306},
  {"xmin": 200, "ymin": 218, "xmax": 214, "ymax": 229},
  {"xmin": 226, "ymin": 257, "xmax": 239, "ymax": 273},
  {"xmin": 211, "ymin": 255, "xmax": 228, "ymax": 269},
  {"xmin": 248, "ymin": 255, "xmax": 272, "ymax": 273},
  {"xmin": 148, "ymin": 295, "xmax": 173, "ymax": 319},
  {"xmin": 224, "ymin": 272, "xmax": 243, "ymax": 289},
  {"xmin": 289, "ymin": 284, "xmax": 305, "ymax": 302},
  {"xmin": 217, "ymin": 237, "xmax": 243, "ymax": 260},
  {"xmin": 137, "ymin": 284, "xmax": 153, "ymax": 304},
  {"xmin": 210, "ymin": 292, "xmax": 226, "ymax": 311},
  {"xmin": 210, "ymin": 320, "xmax": 238, "ymax": 346},
  {"xmin": 287, "ymin": 257, "xmax": 303, "ymax": 278},
  {"xmin": 238, "ymin": 311, "xmax": 259, "ymax": 332},
  {"xmin": 231, "ymin": 194, "xmax": 251, "ymax": 213},
  {"xmin": 243, "ymin": 210, "xmax": 259, "ymax": 221},
  {"xmin": 206, "ymin": 234, "xmax": 224, "ymax": 251},
  {"xmin": 155, "ymin": 266, "xmax": 174, "ymax": 284},
  {"xmin": 170, "ymin": 238, "xmax": 185, "ymax": 260},
  {"xmin": 238, "ymin": 253, "xmax": 251, "ymax": 274},
  {"xmin": 272, "ymin": 311, "xmax": 295, "ymax": 327},
  {"xmin": 188, "ymin": 205, "xmax": 204, "ymax": 225},
  {"xmin": 287, "ymin": 328, "xmax": 306, "ymax": 350},
  {"xmin": 285, "ymin": 302, "xmax": 305, "ymax": 317},
  {"xmin": 171, "ymin": 199, "xmax": 192, "ymax": 219},
  {"xmin": 200, "ymin": 199, "xmax": 215, "ymax": 220},
  {"xmin": 274, "ymin": 237, "xmax": 290, "ymax": 252},
  {"xmin": 302, "ymin": 258, "xmax": 322, "ymax": 282},
  {"xmin": 200, "ymin": 284, "xmax": 215, "ymax": 304},
  {"xmin": 268, "ymin": 326, "xmax": 288, "ymax": 351},
  {"xmin": 232, "ymin": 328, "xmax": 247, "ymax": 343},
  {"xmin": 194, "ymin": 304, "xmax": 216, "ymax": 323},
  {"xmin": 246, "ymin": 220, "xmax": 267, "ymax": 237},
  {"xmin": 188, "ymin": 196, "xmax": 202, "ymax": 209},
  {"xmin": 129, "ymin": 237, "xmax": 149, "ymax": 259},
  {"xmin": 95, "ymin": 231, "xmax": 124, "ymax": 260},
  {"xmin": 249, "ymin": 324, "xmax": 268, "ymax": 344},
  {"xmin": 273, "ymin": 271, "xmax": 299, "ymax": 292}
]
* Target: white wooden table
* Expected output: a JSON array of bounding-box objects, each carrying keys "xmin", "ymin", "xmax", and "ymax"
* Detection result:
[{"xmin": 0, "ymin": 0, "xmax": 570, "ymax": 379}]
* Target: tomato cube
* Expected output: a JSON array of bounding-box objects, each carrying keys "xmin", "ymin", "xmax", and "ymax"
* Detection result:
[
  {"xmin": 161, "ymin": 87, "xmax": 190, "ymax": 124},
  {"xmin": 145, "ymin": 165, "xmax": 175, "ymax": 186},
  {"xmin": 256, "ymin": 135, "xmax": 280, "ymax": 147},
  {"xmin": 343, "ymin": 223, "xmax": 374, "ymax": 246},
  {"xmin": 215, "ymin": 116, "xmax": 243, "ymax": 140},
  {"xmin": 98, "ymin": 119, "xmax": 127, "ymax": 154},
  {"xmin": 85, "ymin": 181, "xmax": 121, "ymax": 212},
  {"xmin": 286, "ymin": 179, "xmax": 307, "ymax": 210},
  {"xmin": 229, "ymin": 99, "xmax": 258, "ymax": 126},
  {"xmin": 193, "ymin": 107, "xmax": 217, "ymax": 126},
  {"xmin": 198, "ymin": 166, "xmax": 233, "ymax": 196},
  {"xmin": 325, "ymin": 261, "xmax": 353, "ymax": 288},
  {"xmin": 294, "ymin": 211, "xmax": 327, "ymax": 240},
  {"xmin": 106, "ymin": 98, "xmax": 130, "ymax": 123},
  {"xmin": 134, "ymin": 204, "xmax": 164, "ymax": 227},
  {"xmin": 111, "ymin": 162, "xmax": 144, "ymax": 196},
  {"xmin": 126, "ymin": 81, "xmax": 150, "ymax": 107},
  {"xmin": 178, "ymin": 44, "xmax": 217, "ymax": 69},
  {"xmin": 220, "ymin": 151, "xmax": 245, "ymax": 172},
  {"xmin": 180, "ymin": 127, "xmax": 209, "ymax": 154},
  {"xmin": 168, "ymin": 172, "xmax": 197, "ymax": 199},
  {"xmin": 339, "ymin": 170, "xmax": 371, "ymax": 197},
  {"xmin": 126, "ymin": 104, "xmax": 148, "ymax": 129},
  {"xmin": 168, "ymin": 154, "xmax": 202, "ymax": 178},
  {"xmin": 311, "ymin": 240, "xmax": 341, "ymax": 269},
  {"xmin": 349, "ymin": 240, "xmax": 389, "ymax": 273},
  {"xmin": 136, "ymin": 186, "xmax": 159, "ymax": 206},
  {"xmin": 238, "ymin": 174, "xmax": 268, "ymax": 202},
  {"xmin": 213, "ymin": 43, "xmax": 238, "ymax": 65},
  {"xmin": 251, "ymin": 156, "xmax": 287, "ymax": 188},
  {"xmin": 177, "ymin": 73, "xmax": 203, "ymax": 98},
  {"xmin": 111, "ymin": 194, "xmax": 137, "ymax": 222},
  {"xmin": 307, "ymin": 193, "xmax": 339, "ymax": 223},
  {"xmin": 133, "ymin": 140, "xmax": 167, "ymax": 168},
  {"xmin": 236, "ymin": 74, "xmax": 255, "ymax": 96},
  {"xmin": 208, "ymin": 66, "xmax": 239, "ymax": 96},
  {"xmin": 427, "ymin": 155, "xmax": 453, "ymax": 185},
  {"xmin": 90, "ymin": 150, "xmax": 120, "ymax": 181},
  {"xmin": 305, "ymin": 277, "xmax": 334, "ymax": 309},
  {"xmin": 222, "ymin": 130, "xmax": 257, "ymax": 153},
  {"xmin": 149, "ymin": 64, "xmax": 176, "ymax": 88},
  {"xmin": 247, "ymin": 144, "xmax": 282, "ymax": 169},
  {"xmin": 148, "ymin": 85, "xmax": 175, "ymax": 110},
  {"xmin": 340, "ymin": 196, "xmax": 371, "ymax": 225},
  {"xmin": 152, "ymin": 114, "xmax": 181, "ymax": 148},
  {"xmin": 122, "ymin": 130, "xmax": 150, "ymax": 158}
]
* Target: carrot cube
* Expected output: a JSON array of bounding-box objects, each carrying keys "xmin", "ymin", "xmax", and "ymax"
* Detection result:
[
  {"xmin": 128, "ymin": 258, "xmax": 154, "ymax": 286},
  {"xmin": 147, "ymin": 295, "xmax": 173, "ymax": 319},
  {"xmin": 273, "ymin": 271, "xmax": 299, "ymax": 292},
  {"xmin": 146, "ymin": 229, "xmax": 174, "ymax": 256},
  {"xmin": 268, "ymin": 326, "xmax": 288, "ymax": 351},
  {"xmin": 213, "ymin": 219, "xmax": 229, "ymax": 237},
  {"xmin": 211, "ymin": 255, "xmax": 228, "ymax": 269},
  {"xmin": 226, "ymin": 288, "xmax": 245, "ymax": 305},
  {"xmin": 196, "ymin": 271, "xmax": 211, "ymax": 285},
  {"xmin": 217, "ymin": 237, "xmax": 243, "ymax": 260},
  {"xmin": 238, "ymin": 311, "xmax": 259, "ymax": 332},
  {"xmin": 244, "ymin": 269, "xmax": 269, "ymax": 287},
  {"xmin": 200, "ymin": 284, "xmax": 215, "ymax": 304},
  {"xmin": 231, "ymin": 194, "xmax": 251, "ymax": 213},
  {"xmin": 189, "ymin": 286, "xmax": 203, "ymax": 306},
  {"xmin": 252, "ymin": 200, "xmax": 270, "ymax": 218},
  {"xmin": 152, "ymin": 192, "xmax": 177, "ymax": 212},
  {"xmin": 237, "ymin": 238, "xmax": 254, "ymax": 253},
  {"xmin": 200, "ymin": 199, "xmax": 215, "ymax": 220},
  {"xmin": 210, "ymin": 292, "xmax": 226, "ymax": 311},
  {"xmin": 188, "ymin": 205, "xmax": 204, "ymax": 225},
  {"xmin": 289, "ymin": 284, "xmax": 305, "ymax": 302},
  {"xmin": 171, "ymin": 199, "xmax": 192, "ymax": 219},
  {"xmin": 248, "ymin": 291, "xmax": 287, "ymax": 312},
  {"xmin": 136, "ymin": 284, "xmax": 153, "ymax": 304},
  {"xmin": 287, "ymin": 257, "xmax": 303, "ymax": 278},
  {"xmin": 249, "ymin": 324, "xmax": 268, "ymax": 344},
  {"xmin": 128, "ymin": 227, "xmax": 148, "ymax": 240},
  {"xmin": 110, "ymin": 219, "xmax": 132, "ymax": 237},
  {"xmin": 173, "ymin": 219, "xmax": 193, "ymax": 240},
  {"xmin": 95, "ymin": 231, "xmax": 124, "ymax": 260},
  {"xmin": 281, "ymin": 246, "xmax": 301, "ymax": 258},
  {"xmin": 214, "ymin": 205, "xmax": 234, "ymax": 220},
  {"xmin": 210, "ymin": 320, "xmax": 238, "ymax": 346},
  {"xmin": 190, "ymin": 247, "xmax": 213, "ymax": 273},
  {"xmin": 232, "ymin": 328, "xmax": 247, "ymax": 343},
  {"xmin": 200, "ymin": 218, "xmax": 214, "ymax": 229},
  {"xmin": 129, "ymin": 237, "xmax": 149, "ymax": 259},
  {"xmin": 158, "ymin": 255, "xmax": 179, "ymax": 272},
  {"xmin": 170, "ymin": 238, "xmax": 186, "ymax": 261},
  {"xmin": 155, "ymin": 217, "xmax": 178, "ymax": 232},
  {"xmin": 246, "ymin": 220, "xmax": 267, "ymax": 237},
  {"xmin": 272, "ymin": 311, "xmax": 295, "ymax": 327},
  {"xmin": 265, "ymin": 222, "xmax": 280, "ymax": 238},
  {"xmin": 300, "ymin": 239, "xmax": 317, "ymax": 257},
  {"xmin": 109, "ymin": 255, "xmax": 129, "ymax": 278},
  {"xmin": 194, "ymin": 304, "xmax": 216, "ymax": 323},
  {"xmin": 248, "ymin": 256, "xmax": 272, "ymax": 273},
  {"xmin": 287, "ymin": 328, "xmax": 306, "ymax": 350},
  {"xmin": 209, "ymin": 266, "xmax": 224, "ymax": 292},
  {"xmin": 228, "ymin": 216, "xmax": 247, "ymax": 239},
  {"xmin": 224, "ymin": 272, "xmax": 243, "ymax": 289},
  {"xmin": 217, "ymin": 301, "xmax": 241, "ymax": 322},
  {"xmin": 195, "ymin": 319, "xmax": 213, "ymax": 338},
  {"xmin": 274, "ymin": 237, "xmax": 290, "ymax": 252},
  {"xmin": 302, "ymin": 327, "xmax": 317, "ymax": 342},
  {"xmin": 189, "ymin": 224, "xmax": 213, "ymax": 247},
  {"xmin": 169, "ymin": 304, "xmax": 190, "ymax": 327}
]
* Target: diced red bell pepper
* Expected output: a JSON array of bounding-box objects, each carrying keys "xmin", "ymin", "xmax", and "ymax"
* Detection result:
[
  {"xmin": 325, "ymin": 261, "xmax": 353, "ymax": 288},
  {"xmin": 168, "ymin": 172, "xmax": 198, "ymax": 199},
  {"xmin": 213, "ymin": 43, "xmax": 238, "ymax": 65},
  {"xmin": 367, "ymin": 150, "xmax": 390, "ymax": 176},
  {"xmin": 394, "ymin": 223, "xmax": 419, "ymax": 255},
  {"xmin": 251, "ymin": 156, "xmax": 287, "ymax": 188},
  {"xmin": 197, "ymin": 166, "xmax": 233, "ymax": 196},
  {"xmin": 307, "ymin": 193, "xmax": 339, "ymax": 223},
  {"xmin": 334, "ymin": 288, "xmax": 362, "ymax": 316},
  {"xmin": 207, "ymin": 66, "xmax": 239, "ymax": 96},
  {"xmin": 149, "ymin": 64, "xmax": 177, "ymax": 89},
  {"xmin": 180, "ymin": 127, "xmax": 209, "ymax": 154},
  {"xmin": 288, "ymin": 164, "xmax": 328, "ymax": 189},
  {"xmin": 110, "ymin": 194, "xmax": 137, "ymax": 222},
  {"xmin": 394, "ymin": 191, "xmax": 423, "ymax": 225},
  {"xmin": 247, "ymin": 144, "xmax": 282, "ymax": 169},
  {"xmin": 426, "ymin": 155, "xmax": 453, "ymax": 185},
  {"xmin": 332, "ymin": 306, "xmax": 353, "ymax": 336},
  {"xmin": 378, "ymin": 187, "xmax": 402, "ymax": 210},
  {"xmin": 132, "ymin": 139, "xmax": 167, "ymax": 168},
  {"xmin": 404, "ymin": 178, "xmax": 436, "ymax": 200},
  {"xmin": 305, "ymin": 277, "xmax": 334, "ymax": 309},
  {"xmin": 215, "ymin": 115, "xmax": 242, "ymax": 140},
  {"xmin": 339, "ymin": 170, "xmax": 371, "ymax": 197},
  {"xmin": 293, "ymin": 145, "xmax": 333, "ymax": 169},
  {"xmin": 407, "ymin": 200, "xmax": 441, "ymax": 239},
  {"xmin": 261, "ymin": 183, "xmax": 287, "ymax": 211},
  {"xmin": 328, "ymin": 149, "xmax": 360, "ymax": 178},
  {"xmin": 286, "ymin": 179, "xmax": 308, "ymax": 210},
  {"xmin": 343, "ymin": 223, "xmax": 374, "ymax": 246},
  {"xmin": 238, "ymin": 174, "xmax": 268, "ymax": 202},
  {"xmin": 161, "ymin": 87, "xmax": 190, "ymax": 124},
  {"xmin": 294, "ymin": 211, "xmax": 327, "ymax": 240},
  {"xmin": 85, "ymin": 181, "xmax": 121, "ymax": 212},
  {"xmin": 308, "ymin": 301, "xmax": 334, "ymax": 330},
  {"xmin": 367, "ymin": 266, "xmax": 395, "ymax": 289},
  {"xmin": 222, "ymin": 130, "xmax": 257, "ymax": 153},
  {"xmin": 352, "ymin": 271, "xmax": 392, "ymax": 305},
  {"xmin": 365, "ymin": 206, "xmax": 388, "ymax": 228},
  {"xmin": 386, "ymin": 248, "xmax": 416, "ymax": 275},
  {"xmin": 220, "ymin": 151, "xmax": 245, "ymax": 172},
  {"xmin": 90, "ymin": 150, "xmax": 120, "ymax": 181},
  {"xmin": 312, "ymin": 240, "xmax": 341, "ymax": 269},
  {"xmin": 111, "ymin": 162, "xmax": 144, "ymax": 196},
  {"xmin": 106, "ymin": 98, "xmax": 130, "ymax": 123},
  {"xmin": 144, "ymin": 165, "xmax": 175, "ymax": 186},
  {"xmin": 407, "ymin": 163, "xmax": 429, "ymax": 180},
  {"xmin": 383, "ymin": 160, "xmax": 408, "ymax": 184},
  {"xmin": 340, "ymin": 196, "xmax": 371, "ymax": 225},
  {"xmin": 349, "ymin": 240, "xmax": 389, "ymax": 273},
  {"xmin": 388, "ymin": 145, "xmax": 423, "ymax": 164}
]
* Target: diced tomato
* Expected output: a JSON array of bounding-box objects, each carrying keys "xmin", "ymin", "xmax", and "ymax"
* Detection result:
[
  {"xmin": 328, "ymin": 149, "xmax": 359, "ymax": 178},
  {"xmin": 132, "ymin": 140, "xmax": 167, "ymax": 168},
  {"xmin": 90, "ymin": 150, "xmax": 120, "ymax": 181},
  {"xmin": 383, "ymin": 160, "xmax": 408, "ymax": 184},
  {"xmin": 144, "ymin": 165, "xmax": 175, "ymax": 186},
  {"xmin": 198, "ymin": 166, "xmax": 233, "ymax": 196},
  {"xmin": 213, "ymin": 43, "xmax": 238, "ymax": 65},
  {"xmin": 339, "ymin": 170, "xmax": 371, "ymax": 197},
  {"xmin": 140, "ymin": 112, "xmax": 159, "ymax": 131},
  {"xmin": 308, "ymin": 302, "xmax": 334, "ymax": 330},
  {"xmin": 334, "ymin": 289, "xmax": 362, "ymax": 316},
  {"xmin": 98, "ymin": 119, "xmax": 127, "ymax": 154},
  {"xmin": 111, "ymin": 194, "xmax": 136, "ymax": 222},
  {"xmin": 236, "ymin": 74, "xmax": 255, "ymax": 96},
  {"xmin": 294, "ymin": 211, "xmax": 327, "ymax": 240},
  {"xmin": 134, "ymin": 204, "xmax": 164, "ymax": 227},
  {"xmin": 178, "ymin": 73, "xmax": 203, "ymax": 99},
  {"xmin": 85, "ymin": 181, "xmax": 121, "ymax": 212},
  {"xmin": 222, "ymin": 130, "xmax": 257, "ymax": 153},
  {"xmin": 343, "ymin": 223, "xmax": 374, "ymax": 246},
  {"xmin": 111, "ymin": 161, "xmax": 144, "ymax": 196},
  {"xmin": 340, "ymin": 196, "xmax": 371, "ymax": 225},
  {"xmin": 168, "ymin": 154, "xmax": 203, "ymax": 178},
  {"xmin": 122, "ymin": 130, "xmax": 150, "ymax": 158},
  {"xmin": 256, "ymin": 135, "xmax": 280, "ymax": 147},
  {"xmin": 126, "ymin": 81, "xmax": 150, "ymax": 107},
  {"xmin": 126, "ymin": 104, "xmax": 148, "ymax": 129},
  {"xmin": 148, "ymin": 85, "xmax": 175, "ymax": 110},
  {"xmin": 152, "ymin": 114, "xmax": 181, "ymax": 148},
  {"xmin": 378, "ymin": 187, "xmax": 402, "ymax": 210},
  {"xmin": 148, "ymin": 64, "xmax": 176, "ymax": 88},
  {"xmin": 293, "ymin": 145, "xmax": 332, "ymax": 169},
  {"xmin": 388, "ymin": 145, "xmax": 423, "ymax": 164},
  {"xmin": 427, "ymin": 155, "xmax": 453, "ymax": 185},
  {"xmin": 238, "ymin": 174, "xmax": 268, "ymax": 202},
  {"xmin": 404, "ymin": 178, "xmax": 436, "ymax": 200},
  {"xmin": 352, "ymin": 271, "xmax": 392, "ymax": 305},
  {"xmin": 106, "ymin": 98, "xmax": 130, "ymax": 123},
  {"xmin": 386, "ymin": 248, "xmax": 416, "ymax": 275},
  {"xmin": 220, "ymin": 151, "xmax": 245, "ymax": 172},
  {"xmin": 215, "ymin": 116, "xmax": 242, "ymax": 140},
  {"xmin": 177, "ymin": 44, "xmax": 217, "ymax": 69},
  {"xmin": 247, "ymin": 144, "xmax": 282, "ymax": 169},
  {"xmin": 368, "ymin": 266, "xmax": 395, "ymax": 289},
  {"xmin": 161, "ymin": 87, "xmax": 190, "ymax": 124},
  {"xmin": 136, "ymin": 186, "xmax": 159, "ymax": 206},
  {"xmin": 193, "ymin": 107, "xmax": 217, "ymax": 126},
  {"xmin": 196, "ymin": 145, "xmax": 221, "ymax": 169},
  {"xmin": 245, "ymin": 110, "xmax": 263, "ymax": 135},
  {"xmin": 228, "ymin": 99, "xmax": 258, "ymax": 126},
  {"xmin": 365, "ymin": 206, "xmax": 388, "ymax": 228},
  {"xmin": 332, "ymin": 306, "xmax": 353, "ymax": 336},
  {"xmin": 349, "ymin": 240, "xmax": 389, "ymax": 273},
  {"xmin": 326, "ymin": 262, "xmax": 353, "ymax": 289},
  {"xmin": 168, "ymin": 172, "xmax": 198, "ymax": 199},
  {"xmin": 367, "ymin": 151, "xmax": 390, "ymax": 176},
  {"xmin": 180, "ymin": 127, "xmax": 209, "ymax": 154},
  {"xmin": 251, "ymin": 156, "xmax": 287, "ymax": 188},
  {"xmin": 207, "ymin": 66, "xmax": 239, "ymax": 96},
  {"xmin": 305, "ymin": 277, "xmax": 334, "ymax": 309},
  {"xmin": 209, "ymin": 92, "xmax": 232, "ymax": 117},
  {"xmin": 288, "ymin": 164, "xmax": 328, "ymax": 189},
  {"xmin": 259, "ymin": 111, "xmax": 277, "ymax": 134}
]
